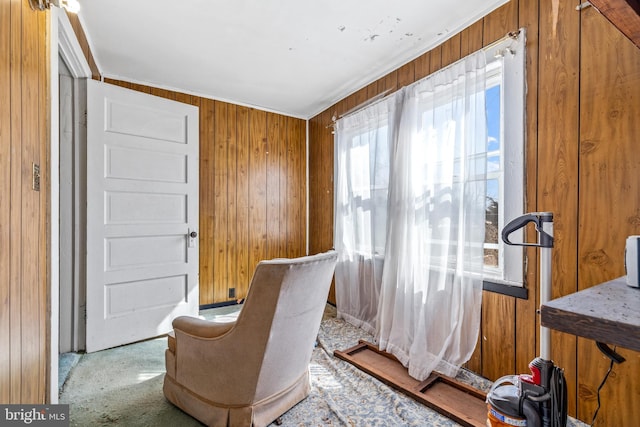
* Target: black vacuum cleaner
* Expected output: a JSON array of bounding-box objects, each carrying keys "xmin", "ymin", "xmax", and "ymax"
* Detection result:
[{"xmin": 486, "ymin": 212, "xmax": 568, "ymax": 427}]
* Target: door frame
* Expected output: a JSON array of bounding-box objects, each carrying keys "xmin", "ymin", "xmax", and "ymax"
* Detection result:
[{"xmin": 49, "ymin": 7, "xmax": 92, "ymax": 403}]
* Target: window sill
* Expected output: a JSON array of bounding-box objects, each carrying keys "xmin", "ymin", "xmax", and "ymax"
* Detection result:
[{"xmin": 482, "ymin": 279, "xmax": 528, "ymax": 299}]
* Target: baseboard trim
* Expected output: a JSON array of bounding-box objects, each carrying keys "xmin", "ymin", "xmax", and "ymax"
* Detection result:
[{"xmin": 199, "ymin": 300, "xmax": 242, "ymax": 311}]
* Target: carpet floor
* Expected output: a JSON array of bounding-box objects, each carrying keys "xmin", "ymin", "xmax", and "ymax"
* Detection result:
[{"xmin": 59, "ymin": 304, "xmax": 586, "ymax": 426}]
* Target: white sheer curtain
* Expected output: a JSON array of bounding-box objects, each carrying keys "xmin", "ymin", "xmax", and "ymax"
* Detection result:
[
  {"xmin": 334, "ymin": 49, "xmax": 488, "ymax": 380},
  {"xmin": 376, "ymin": 51, "xmax": 487, "ymax": 380},
  {"xmin": 334, "ymin": 93, "xmax": 404, "ymax": 334}
]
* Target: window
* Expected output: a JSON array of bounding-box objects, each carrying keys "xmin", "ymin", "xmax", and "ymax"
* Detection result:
[{"xmin": 335, "ymin": 31, "xmax": 526, "ymax": 286}]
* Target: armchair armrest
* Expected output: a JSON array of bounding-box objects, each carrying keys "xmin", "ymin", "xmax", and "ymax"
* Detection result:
[
  {"xmin": 169, "ymin": 315, "xmax": 258, "ymax": 403},
  {"xmin": 172, "ymin": 316, "xmax": 235, "ymax": 339}
]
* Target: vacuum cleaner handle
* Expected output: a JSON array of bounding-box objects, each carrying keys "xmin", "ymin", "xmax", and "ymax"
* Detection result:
[{"xmin": 502, "ymin": 212, "xmax": 554, "ymax": 248}]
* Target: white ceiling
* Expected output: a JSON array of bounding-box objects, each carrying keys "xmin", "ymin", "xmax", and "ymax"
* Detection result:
[{"xmin": 78, "ymin": 0, "xmax": 508, "ymax": 119}]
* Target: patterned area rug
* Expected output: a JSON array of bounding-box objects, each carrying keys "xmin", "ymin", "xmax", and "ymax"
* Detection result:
[
  {"xmin": 280, "ymin": 304, "xmax": 490, "ymax": 426},
  {"xmin": 60, "ymin": 304, "xmax": 587, "ymax": 426}
]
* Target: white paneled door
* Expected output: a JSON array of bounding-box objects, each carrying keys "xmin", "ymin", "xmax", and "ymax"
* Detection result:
[{"xmin": 86, "ymin": 81, "xmax": 199, "ymax": 352}]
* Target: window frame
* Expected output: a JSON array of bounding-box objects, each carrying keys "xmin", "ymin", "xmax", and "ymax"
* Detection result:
[{"xmin": 481, "ymin": 31, "xmax": 526, "ymax": 289}]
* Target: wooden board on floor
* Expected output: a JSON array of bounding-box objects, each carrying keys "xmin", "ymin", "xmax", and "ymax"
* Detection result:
[{"xmin": 334, "ymin": 340, "xmax": 487, "ymax": 427}]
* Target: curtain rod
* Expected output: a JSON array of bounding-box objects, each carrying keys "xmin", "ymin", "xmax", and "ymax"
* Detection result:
[
  {"xmin": 326, "ymin": 28, "xmax": 523, "ymax": 130},
  {"xmin": 325, "ymin": 88, "xmax": 393, "ymax": 129},
  {"xmin": 482, "ymin": 28, "xmax": 522, "ymax": 54}
]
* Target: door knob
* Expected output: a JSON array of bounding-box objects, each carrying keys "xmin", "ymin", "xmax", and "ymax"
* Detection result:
[{"xmin": 187, "ymin": 230, "xmax": 198, "ymax": 248}]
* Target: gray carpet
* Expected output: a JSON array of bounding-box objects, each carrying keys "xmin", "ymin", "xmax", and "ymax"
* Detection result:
[
  {"xmin": 58, "ymin": 352, "xmax": 82, "ymax": 391},
  {"xmin": 59, "ymin": 304, "xmax": 587, "ymax": 426}
]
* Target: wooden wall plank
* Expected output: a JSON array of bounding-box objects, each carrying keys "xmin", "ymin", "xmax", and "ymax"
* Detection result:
[
  {"xmin": 577, "ymin": 7, "xmax": 640, "ymax": 425},
  {"xmin": 429, "ymin": 45, "xmax": 442, "ymax": 74},
  {"xmin": 460, "ymin": 20, "xmax": 484, "ymax": 57},
  {"xmin": 235, "ymin": 106, "xmax": 251, "ymax": 297},
  {"xmin": 397, "ymin": 61, "xmax": 415, "ymax": 88},
  {"xmin": 151, "ymin": 87, "xmax": 174, "ymax": 101},
  {"xmin": 294, "ymin": 117, "xmax": 307, "ymax": 256},
  {"xmin": 308, "ymin": 110, "xmax": 334, "ymax": 301},
  {"xmin": 414, "ymin": 51, "xmax": 431, "ymax": 81},
  {"xmin": 311, "ymin": 109, "xmax": 336, "ymax": 302},
  {"xmin": 335, "ymin": 99, "xmax": 351, "ymax": 123},
  {"xmin": 0, "ymin": 0, "xmax": 12, "ymax": 404},
  {"xmin": 226, "ymin": 103, "xmax": 238, "ymax": 299},
  {"xmin": 286, "ymin": 117, "xmax": 297, "ymax": 257},
  {"xmin": 308, "ymin": 116, "xmax": 322, "ymax": 256},
  {"xmin": 538, "ymin": 0, "xmax": 580, "ymax": 417},
  {"xmin": 128, "ymin": 82, "xmax": 151, "ymax": 94},
  {"xmin": 377, "ymin": 71, "xmax": 398, "ymax": 94},
  {"xmin": 199, "ymin": 98, "xmax": 215, "ymax": 305},
  {"xmin": 248, "ymin": 109, "xmax": 267, "ymax": 279},
  {"xmin": 38, "ymin": 9, "xmax": 49, "ymax": 400},
  {"xmin": 345, "ymin": 88, "xmax": 360, "ymax": 113},
  {"xmin": 308, "ymin": 116, "xmax": 319, "ymax": 246},
  {"xmin": 483, "ymin": 0, "xmax": 519, "ymax": 45},
  {"xmin": 278, "ymin": 115, "xmax": 289, "ymax": 257},
  {"xmin": 213, "ymin": 102, "xmax": 229, "ymax": 302},
  {"xmin": 578, "ymin": 11, "xmax": 640, "ymax": 286},
  {"xmin": 9, "ymin": 0, "xmax": 24, "ymax": 402},
  {"xmin": 20, "ymin": 1, "xmax": 42, "ymax": 402},
  {"xmin": 481, "ymin": 293, "xmax": 516, "ymax": 377},
  {"xmin": 266, "ymin": 112, "xmax": 281, "ymax": 259},
  {"xmin": 441, "ymin": 33, "xmax": 461, "ymax": 67},
  {"xmin": 174, "ymin": 91, "xmax": 199, "ymax": 107},
  {"xmin": 364, "ymin": 80, "xmax": 379, "ymax": 101},
  {"xmin": 322, "ymin": 110, "xmax": 335, "ymax": 256},
  {"xmin": 307, "ymin": 116, "xmax": 319, "ymax": 255},
  {"xmin": 515, "ymin": 0, "xmax": 540, "ymax": 376},
  {"xmin": 351, "ymin": 86, "xmax": 369, "ymax": 111}
]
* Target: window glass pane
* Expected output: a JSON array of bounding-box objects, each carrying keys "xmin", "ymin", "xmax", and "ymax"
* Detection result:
[
  {"xmin": 484, "ymin": 82, "xmax": 502, "ymax": 273},
  {"xmin": 484, "ymin": 248, "xmax": 499, "ymax": 268},
  {"xmin": 487, "ymin": 154, "xmax": 500, "ymax": 173},
  {"xmin": 486, "ymin": 84, "xmax": 501, "ymax": 151},
  {"xmin": 485, "ymin": 185, "xmax": 499, "ymax": 245}
]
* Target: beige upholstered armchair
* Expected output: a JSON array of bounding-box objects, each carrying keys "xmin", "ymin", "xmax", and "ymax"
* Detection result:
[{"xmin": 163, "ymin": 251, "xmax": 338, "ymax": 427}]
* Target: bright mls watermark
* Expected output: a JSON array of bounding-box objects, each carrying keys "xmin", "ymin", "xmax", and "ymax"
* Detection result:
[{"xmin": 0, "ymin": 405, "xmax": 69, "ymax": 426}]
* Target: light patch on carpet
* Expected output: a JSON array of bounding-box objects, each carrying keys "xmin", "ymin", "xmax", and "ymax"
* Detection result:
[
  {"xmin": 136, "ymin": 371, "xmax": 164, "ymax": 382},
  {"xmin": 309, "ymin": 362, "xmax": 343, "ymax": 390}
]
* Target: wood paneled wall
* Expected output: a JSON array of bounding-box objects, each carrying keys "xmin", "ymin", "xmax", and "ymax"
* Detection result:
[
  {"xmin": 105, "ymin": 79, "xmax": 307, "ymax": 306},
  {"xmin": 577, "ymin": 6, "xmax": 640, "ymax": 423},
  {"xmin": 309, "ymin": 1, "xmax": 640, "ymax": 424},
  {"xmin": 0, "ymin": 0, "xmax": 50, "ymax": 403}
]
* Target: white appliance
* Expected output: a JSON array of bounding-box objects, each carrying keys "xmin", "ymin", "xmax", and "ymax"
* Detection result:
[{"xmin": 625, "ymin": 235, "xmax": 640, "ymax": 288}]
